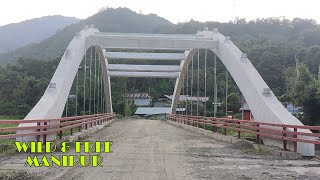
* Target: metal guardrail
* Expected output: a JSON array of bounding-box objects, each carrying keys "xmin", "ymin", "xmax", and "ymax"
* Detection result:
[
  {"xmin": 166, "ymin": 114, "xmax": 320, "ymax": 152},
  {"xmin": 0, "ymin": 113, "xmax": 115, "ymax": 143}
]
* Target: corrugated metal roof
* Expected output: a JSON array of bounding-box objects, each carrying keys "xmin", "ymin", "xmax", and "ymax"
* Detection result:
[
  {"xmin": 164, "ymin": 95, "xmax": 209, "ymax": 102},
  {"xmin": 125, "ymin": 93, "xmax": 152, "ymax": 99},
  {"xmin": 135, "ymin": 107, "xmax": 186, "ymax": 115}
]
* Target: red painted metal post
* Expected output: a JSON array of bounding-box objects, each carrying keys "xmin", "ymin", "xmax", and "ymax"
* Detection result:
[
  {"xmin": 59, "ymin": 121, "xmax": 62, "ymax": 139},
  {"xmin": 197, "ymin": 117, "xmax": 199, "ymax": 128},
  {"xmin": 256, "ymin": 124, "xmax": 260, "ymax": 143},
  {"xmin": 294, "ymin": 127, "xmax": 298, "ymax": 152},
  {"xmin": 237, "ymin": 121, "xmax": 241, "ymax": 139},
  {"xmin": 43, "ymin": 122, "xmax": 47, "ymax": 144},
  {"xmin": 36, "ymin": 122, "xmax": 40, "ymax": 142},
  {"xmin": 283, "ymin": 126, "xmax": 287, "ymax": 151}
]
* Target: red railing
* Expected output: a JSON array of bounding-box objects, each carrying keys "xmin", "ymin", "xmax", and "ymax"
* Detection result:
[
  {"xmin": 167, "ymin": 114, "xmax": 320, "ymax": 152},
  {"xmin": 0, "ymin": 113, "xmax": 115, "ymax": 143}
]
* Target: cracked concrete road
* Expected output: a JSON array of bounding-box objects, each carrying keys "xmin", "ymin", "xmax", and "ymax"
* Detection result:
[{"xmin": 1, "ymin": 119, "xmax": 320, "ymax": 180}]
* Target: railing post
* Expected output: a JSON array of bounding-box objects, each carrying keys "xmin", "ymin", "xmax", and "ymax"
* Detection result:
[
  {"xmin": 59, "ymin": 121, "xmax": 62, "ymax": 139},
  {"xmin": 43, "ymin": 122, "xmax": 47, "ymax": 144},
  {"xmin": 294, "ymin": 127, "xmax": 297, "ymax": 152},
  {"xmin": 197, "ymin": 117, "xmax": 199, "ymax": 128},
  {"xmin": 36, "ymin": 122, "xmax": 40, "ymax": 142},
  {"xmin": 237, "ymin": 121, "xmax": 241, "ymax": 139},
  {"xmin": 193, "ymin": 117, "xmax": 195, "ymax": 127},
  {"xmin": 283, "ymin": 126, "xmax": 287, "ymax": 151},
  {"xmin": 256, "ymin": 124, "xmax": 260, "ymax": 143}
]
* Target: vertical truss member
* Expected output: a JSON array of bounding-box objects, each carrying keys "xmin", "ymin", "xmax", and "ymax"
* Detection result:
[
  {"xmin": 89, "ymin": 46, "xmax": 93, "ymax": 114},
  {"xmin": 191, "ymin": 56, "xmax": 194, "ymax": 116},
  {"xmin": 214, "ymin": 54, "xmax": 217, "ymax": 118},
  {"xmin": 204, "ymin": 49, "xmax": 208, "ymax": 117},
  {"xmin": 197, "ymin": 50, "xmax": 200, "ymax": 116},
  {"xmin": 94, "ymin": 47, "xmax": 97, "ymax": 114}
]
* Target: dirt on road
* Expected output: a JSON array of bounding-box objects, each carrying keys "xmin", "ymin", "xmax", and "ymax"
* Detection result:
[{"xmin": 1, "ymin": 119, "xmax": 320, "ymax": 180}]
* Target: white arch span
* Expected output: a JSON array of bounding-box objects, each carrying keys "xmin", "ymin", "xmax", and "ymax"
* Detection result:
[{"xmin": 19, "ymin": 27, "xmax": 314, "ymax": 156}]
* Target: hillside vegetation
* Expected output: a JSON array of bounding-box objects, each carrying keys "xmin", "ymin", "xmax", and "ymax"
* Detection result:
[
  {"xmin": 0, "ymin": 15, "xmax": 79, "ymax": 54},
  {"xmin": 0, "ymin": 8, "xmax": 319, "ymax": 125},
  {"xmin": 0, "ymin": 8, "xmax": 171, "ymax": 64}
]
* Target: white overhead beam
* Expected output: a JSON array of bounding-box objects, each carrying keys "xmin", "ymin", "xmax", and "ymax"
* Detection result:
[
  {"xmin": 87, "ymin": 35, "xmax": 218, "ymax": 50},
  {"xmin": 106, "ymin": 52, "xmax": 185, "ymax": 60},
  {"xmin": 94, "ymin": 32, "xmax": 211, "ymax": 39},
  {"xmin": 108, "ymin": 71, "xmax": 180, "ymax": 78},
  {"xmin": 107, "ymin": 64, "xmax": 181, "ymax": 72}
]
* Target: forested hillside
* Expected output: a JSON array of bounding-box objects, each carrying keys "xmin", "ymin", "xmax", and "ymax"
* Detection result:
[
  {"xmin": 0, "ymin": 8, "xmax": 172, "ymax": 64},
  {"xmin": 0, "ymin": 15, "xmax": 79, "ymax": 54},
  {"xmin": 0, "ymin": 8, "xmax": 319, "ymax": 125}
]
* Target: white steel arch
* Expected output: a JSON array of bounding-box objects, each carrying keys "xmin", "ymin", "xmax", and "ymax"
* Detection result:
[{"xmin": 20, "ymin": 26, "xmax": 314, "ymax": 156}]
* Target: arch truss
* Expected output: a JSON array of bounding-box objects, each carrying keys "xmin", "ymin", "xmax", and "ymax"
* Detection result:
[{"xmin": 22, "ymin": 26, "xmax": 314, "ymax": 156}]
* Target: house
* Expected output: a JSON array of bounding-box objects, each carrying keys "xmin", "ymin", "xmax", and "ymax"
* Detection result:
[
  {"xmin": 135, "ymin": 107, "xmax": 186, "ymax": 120},
  {"xmin": 162, "ymin": 95, "xmax": 209, "ymax": 106},
  {"xmin": 125, "ymin": 93, "xmax": 152, "ymax": 106}
]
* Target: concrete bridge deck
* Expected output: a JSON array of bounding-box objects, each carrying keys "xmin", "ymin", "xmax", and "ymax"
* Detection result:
[{"xmin": 1, "ymin": 119, "xmax": 320, "ymax": 179}]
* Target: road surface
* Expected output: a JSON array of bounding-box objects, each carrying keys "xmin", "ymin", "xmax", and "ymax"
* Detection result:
[{"xmin": 1, "ymin": 119, "xmax": 320, "ymax": 179}]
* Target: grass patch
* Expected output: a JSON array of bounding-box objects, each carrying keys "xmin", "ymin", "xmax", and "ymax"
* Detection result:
[
  {"xmin": 0, "ymin": 115, "xmax": 23, "ymax": 120},
  {"xmin": 0, "ymin": 116, "xmax": 21, "ymax": 129},
  {"xmin": 0, "ymin": 139, "xmax": 17, "ymax": 157},
  {"xmin": 241, "ymin": 145, "xmax": 272, "ymax": 155},
  {"xmin": 216, "ymin": 128, "xmax": 256, "ymax": 137}
]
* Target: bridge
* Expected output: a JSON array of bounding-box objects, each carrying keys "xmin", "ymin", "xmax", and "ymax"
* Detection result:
[{"xmin": 0, "ymin": 25, "xmax": 320, "ymax": 178}]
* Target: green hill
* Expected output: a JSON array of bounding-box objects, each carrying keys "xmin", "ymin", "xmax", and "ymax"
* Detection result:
[
  {"xmin": 0, "ymin": 15, "xmax": 79, "ymax": 54},
  {"xmin": 1, "ymin": 8, "xmax": 320, "ymax": 124},
  {"xmin": 0, "ymin": 8, "xmax": 172, "ymax": 64}
]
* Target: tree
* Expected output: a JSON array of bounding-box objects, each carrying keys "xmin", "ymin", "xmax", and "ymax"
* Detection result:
[{"xmin": 284, "ymin": 63, "xmax": 320, "ymax": 125}]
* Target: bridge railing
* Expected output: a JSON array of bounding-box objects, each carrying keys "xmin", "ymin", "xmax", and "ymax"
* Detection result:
[
  {"xmin": 0, "ymin": 113, "xmax": 115, "ymax": 142},
  {"xmin": 166, "ymin": 114, "xmax": 320, "ymax": 153}
]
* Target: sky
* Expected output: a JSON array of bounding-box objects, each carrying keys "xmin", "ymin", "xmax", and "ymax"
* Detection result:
[{"xmin": 0, "ymin": 0, "xmax": 320, "ymax": 26}]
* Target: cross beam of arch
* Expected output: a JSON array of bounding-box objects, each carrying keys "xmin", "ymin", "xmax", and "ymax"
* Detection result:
[{"xmin": 20, "ymin": 26, "xmax": 314, "ymax": 156}]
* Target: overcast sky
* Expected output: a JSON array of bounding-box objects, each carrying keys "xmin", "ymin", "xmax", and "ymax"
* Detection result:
[{"xmin": 0, "ymin": 0, "xmax": 319, "ymax": 26}]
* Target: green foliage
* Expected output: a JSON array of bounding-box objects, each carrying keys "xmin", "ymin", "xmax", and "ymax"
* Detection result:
[
  {"xmin": 123, "ymin": 100, "xmax": 132, "ymax": 117},
  {"xmin": 283, "ymin": 63, "xmax": 320, "ymax": 125},
  {"xmin": 0, "ymin": 58, "xmax": 58, "ymax": 115},
  {"xmin": 0, "ymin": 139, "xmax": 16, "ymax": 156},
  {"xmin": 0, "ymin": 9, "xmax": 320, "ymax": 125}
]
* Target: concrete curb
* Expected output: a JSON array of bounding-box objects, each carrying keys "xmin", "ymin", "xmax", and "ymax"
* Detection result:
[{"xmin": 166, "ymin": 120, "xmax": 302, "ymax": 160}]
